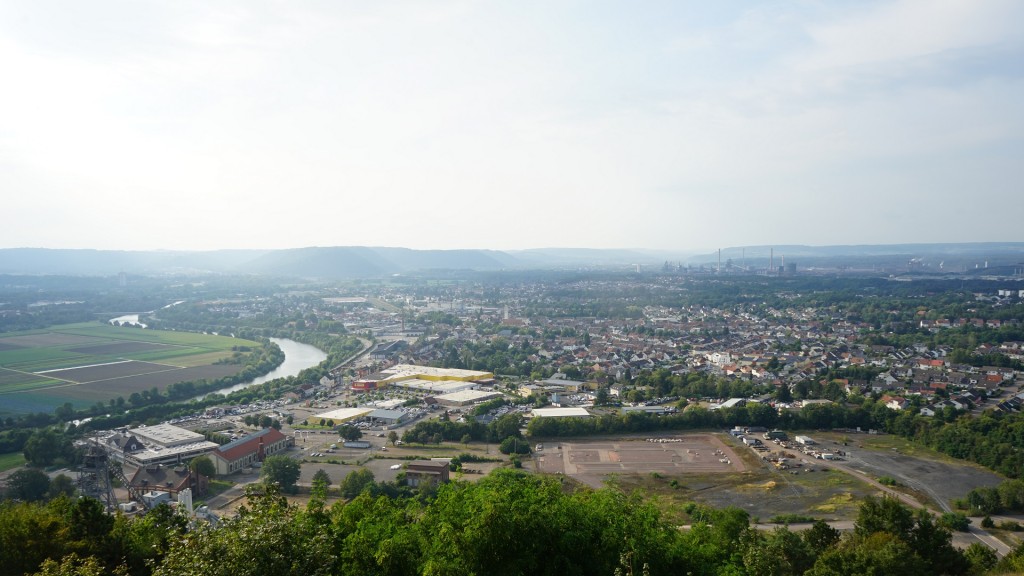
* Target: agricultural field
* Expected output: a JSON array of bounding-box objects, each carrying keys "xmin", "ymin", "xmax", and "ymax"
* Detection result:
[{"xmin": 0, "ymin": 322, "xmax": 259, "ymax": 417}]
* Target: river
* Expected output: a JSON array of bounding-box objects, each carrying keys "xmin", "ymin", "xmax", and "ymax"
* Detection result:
[{"xmin": 210, "ymin": 337, "xmax": 328, "ymax": 396}]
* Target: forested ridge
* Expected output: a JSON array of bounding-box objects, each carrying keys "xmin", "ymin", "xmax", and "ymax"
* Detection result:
[{"xmin": 4, "ymin": 469, "xmax": 1023, "ymax": 576}]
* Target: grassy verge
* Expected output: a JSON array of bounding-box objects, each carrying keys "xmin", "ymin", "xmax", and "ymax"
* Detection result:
[
  {"xmin": 0, "ymin": 451, "xmax": 25, "ymax": 473},
  {"xmin": 204, "ymin": 479, "xmax": 235, "ymax": 500}
]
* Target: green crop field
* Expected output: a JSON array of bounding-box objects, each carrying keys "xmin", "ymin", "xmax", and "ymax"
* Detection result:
[{"xmin": 0, "ymin": 322, "xmax": 260, "ymax": 417}]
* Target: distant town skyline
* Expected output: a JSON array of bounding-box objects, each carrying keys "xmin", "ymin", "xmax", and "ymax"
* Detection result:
[{"xmin": 2, "ymin": 1, "xmax": 1022, "ymax": 253}]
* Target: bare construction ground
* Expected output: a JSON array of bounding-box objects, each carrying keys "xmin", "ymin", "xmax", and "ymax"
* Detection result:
[
  {"xmin": 536, "ymin": 434, "xmax": 744, "ymax": 488},
  {"xmin": 814, "ymin": 432, "xmax": 1005, "ymax": 511}
]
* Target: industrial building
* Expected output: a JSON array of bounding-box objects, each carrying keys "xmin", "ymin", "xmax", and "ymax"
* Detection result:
[
  {"xmin": 406, "ymin": 460, "xmax": 450, "ymax": 487},
  {"xmin": 530, "ymin": 407, "xmax": 592, "ymax": 418},
  {"xmin": 434, "ymin": 389, "xmax": 502, "ymax": 407},
  {"xmin": 366, "ymin": 409, "xmax": 408, "ymax": 427},
  {"xmin": 103, "ymin": 424, "xmax": 219, "ymax": 467},
  {"xmin": 313, "ymin": 407, "xmax": 374, "ymax": 424},
  {"xmin": 352, "ymin": 364, "xmax": 494, "ymax": 394},
  {"xmin": 210, "ymin": 427, "xmax": 291, "ymax": 475}
]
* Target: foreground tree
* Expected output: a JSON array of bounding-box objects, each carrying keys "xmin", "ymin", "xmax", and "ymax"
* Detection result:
[
  {"xmin": 260, "ymin": 456, "xmax": 300, "ymax": 493},
  {"xmin": 154, "ymin": 484, "xmax": 336, "ymax": 576},
  {"xmin": 189, "ymin": 456, "xmax": 216, "ymax": 479},
  {"xmin": 339, "ymin": 469, "xmax": 374, "ymax": 499},
  {"xmin": 5, "ymin": 468, "xmax": 50, "ymax": 502}
]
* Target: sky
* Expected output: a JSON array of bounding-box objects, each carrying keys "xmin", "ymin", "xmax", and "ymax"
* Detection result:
[{"xmin": 1, "ymin": 1, "xmax": 1022, "ymax": 253}]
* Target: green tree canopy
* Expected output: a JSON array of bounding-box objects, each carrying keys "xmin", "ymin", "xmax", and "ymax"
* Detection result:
[
  {"xmin": 5, "ymin": 468, "xmax": 51, "ymax": 502},
  {"xmin": 189, "ymin": 456, "xmax": 216, "ymax": 479},
  {"xmin": 260, "ymin": 455, "xmax": 300, "ymax": 493}
]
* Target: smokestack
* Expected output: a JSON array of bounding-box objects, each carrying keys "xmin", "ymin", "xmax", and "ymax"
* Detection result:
[
  {"xmin": 770, "ymin": 249, "xmax": 774, "ymax": 274},
  {"xmin": 718, "ymin": 249, "xmax": 721, "ymax": 274}
]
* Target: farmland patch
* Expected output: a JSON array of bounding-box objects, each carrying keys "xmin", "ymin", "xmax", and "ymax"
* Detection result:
[
  {"xmin": 0, "ymin": 323, "xmax": 261, "ymax": 415},
  {"xmin": 67, "ymin": 341, "xmax": 172, "ymax": 355},
  {"xmin": 48, "ymin": 365, "xmax": 241, "ymax": 401},
  {"xmin": 0, "ymin": 333, "xmax": 99, "ymax": 347},
  {"xmin": 37, "ymin": 360, "xmax": 180, "ymax": 383},
  {"xmin": 0, "ymin": 367, "xmax": 40, "ymax": 387}
]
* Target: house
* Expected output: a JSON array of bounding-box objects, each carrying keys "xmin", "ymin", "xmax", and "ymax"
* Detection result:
[
  {"xmin": 210, "ymin": 427, "xmax": 292, "ymax": 475},
  {"xmin": 129, "ymin": 463, "xmax": 207, "ymax": 497},
  {"xmin": 405, "ymin": 460, "xmax": 450, "ymax": 488},
  {"xmin": 881, "ymin": 395, "xmax": 910, "ymax": 411}
]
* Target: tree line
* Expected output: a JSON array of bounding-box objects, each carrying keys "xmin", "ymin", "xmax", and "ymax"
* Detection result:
[{"xmin": 2, "ymin": 469, "xmax": 1011, "ymax": 576}]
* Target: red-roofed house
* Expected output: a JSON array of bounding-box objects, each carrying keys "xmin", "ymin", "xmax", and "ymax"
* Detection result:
[{"xmin": 211, "ymin": 427, "xmax": 292, "ymax": 475}]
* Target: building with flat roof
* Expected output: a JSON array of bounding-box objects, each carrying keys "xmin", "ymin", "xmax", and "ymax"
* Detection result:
[
  {"xmin": 314, "ymin": 407, "xmax": 374, "ymax": 423},
  {"xmin": 435, "ymin": 389, "xmax": 502, "ymax": 407},
  {"xmin": 352, "ymin": 364, "xmax": 493, "ymax": 394},
  {"xmin": 406, "ymin": 460, "xmax": 450, "ymax": 487},
  {"xmin": 366, "ymin": 409, "xmax": 408, "ymax": 426},
  {"xmin": 379, "ymin": 364, "xmax": 493, "ymax": 383},
  {"xmin": 104, "ymin": 424, "xmax": 219, "ymax": 467},
  {"xmin": 391, "ymin": 378, "xmax": 479, "ymax": 394},
  {"xmin": 530, "ymin": 407, "xmax": 591, "ymax": 418},
  {"xmin": 131, "ymin": 424, "xmax": 206, "ymax": 447}
]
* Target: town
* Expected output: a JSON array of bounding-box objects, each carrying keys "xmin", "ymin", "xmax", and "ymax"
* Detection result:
[{"xmin": 3, "ymin": 269, "xmax": 1024, "ymax": 575}]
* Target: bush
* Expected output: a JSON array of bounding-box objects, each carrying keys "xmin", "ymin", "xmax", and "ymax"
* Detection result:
[
  {"xmin": 499, "ymin": 436, "xmax": 531, "ymax": 455},
  {"xmin": 770, "ymin": 514, "xmax": 817, "ymax": 524},
  {"xmin": 938, "ymin": 512, "xmax": 971, "ymax": 532},
  {"xmin": 998, "ymin": 520, "xmax": 1021, "ymax": 532}
]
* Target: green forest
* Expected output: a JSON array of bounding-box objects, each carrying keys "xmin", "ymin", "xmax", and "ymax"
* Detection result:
[{"xmin": 4, "ymin": 470, "xmax": 1022, "ymax": 576}]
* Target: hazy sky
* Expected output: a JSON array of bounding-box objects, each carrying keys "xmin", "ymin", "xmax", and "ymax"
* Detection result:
[{"xmin": 2, "ymin": 1, "xmax": 1022, "ymax": 253}]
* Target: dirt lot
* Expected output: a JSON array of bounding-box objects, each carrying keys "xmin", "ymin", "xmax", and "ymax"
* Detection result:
[
  {"xmin": 0, "ymin": 342, "xmax": 23, "ymax": 351},
  {"xmin": 537, "ymin": 434, "xmax": 744, "ymax": 488},
  {"xmin": 837, "ymin": 443, "xmax": 1003, "ymax": 510}
]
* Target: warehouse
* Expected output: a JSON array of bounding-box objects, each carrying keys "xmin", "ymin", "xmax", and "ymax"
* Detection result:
[
  {"xmin": 366, "ymin": 409, "xmax": 408, "ymax": 427},
  {"xmin": 530, "ymin": 407, "xmax": 591, "ymax": 418},
  {"xmin": 105, "ymin": 424, "xmax": 219, "ymax": 467},
  {"xmin": 435, "ymin": 389, "xmax": 502, "ymax": 407},
  {"xmin": 210, "ymin": 427, "xmax": 292, "ymax": 475}
]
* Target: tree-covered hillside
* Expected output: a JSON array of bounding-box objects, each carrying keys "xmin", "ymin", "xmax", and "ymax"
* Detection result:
[{"xmin": 4, "ymin": 470, "xmax": 1021, "ymax": 576}]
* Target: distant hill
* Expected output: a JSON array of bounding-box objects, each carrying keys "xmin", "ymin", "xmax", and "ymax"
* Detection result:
[
  {"xmin": 0, "ymin": 247, "xmax": 518, "ymax": 278},
  {"xmin": 237, "ymin": 247, "xmax": 519, "ymax": 279},
  {"xmin": 691, "ymin": 242, "xmax": 1024, "ymax": 272},
  {"xmin": 0, "ymin": 242, "xmax": 1021, "ymax": 278},
  {"xmin": 508, "ymin": 248, "xmax": 695, "ymax": 267}
]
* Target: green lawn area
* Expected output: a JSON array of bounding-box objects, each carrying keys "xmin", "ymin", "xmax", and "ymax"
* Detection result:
[{"xmin": 0, "ymin": 451, "xmax": 26, "ymax": 473}]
